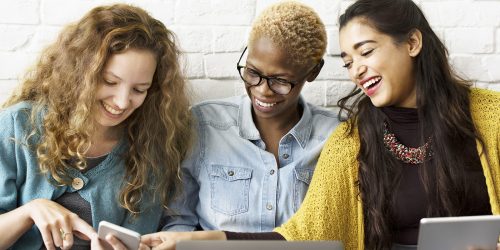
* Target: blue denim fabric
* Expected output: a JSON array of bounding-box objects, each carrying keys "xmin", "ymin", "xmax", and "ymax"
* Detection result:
[
  {"xmin": 162, "ymin": 95, "xmax": 339, "ymax": 232},
  {"xmin": 0, "ymin": 102, "xmax": 163, "ymax": 249}
]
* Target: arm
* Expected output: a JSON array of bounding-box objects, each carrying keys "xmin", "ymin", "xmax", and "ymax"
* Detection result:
[
  {"xmin": 0, "ymin": 204, "xmax": 34, "ymax": 249},
  {"xmin": 0, "ymin": 110, "xmax": 96, "ymax": 249},
  {"xmin": 161, "ymin": 166, "xmax": 200, "ymax": 232},
  {"xmin": 141, "ymin": 231, "xmax": 226, "ymax": 250},
  {"xmin": 274, "ymin": 123, "xmax": 363, "ymax": 249},
  {"xmin": 0, "ymin": 110, "xmax": 34, "ymax": 248},
  {"xmin": 161, "ymin": 124, "xmax": 202, "ymax": 232}
]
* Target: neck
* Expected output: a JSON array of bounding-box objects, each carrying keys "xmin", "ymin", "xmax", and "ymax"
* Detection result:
[
  {"xmin": 253, "ymin": 104, "xmax": 302, "ymax": 138},
  {"xmin": 86, "ymin": 124, "xmax": 123, "ymax": 157}
]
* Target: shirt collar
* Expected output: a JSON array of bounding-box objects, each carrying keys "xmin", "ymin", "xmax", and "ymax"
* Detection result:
[{"xmin": 237, "ymin": 96, "xmax": 313, "ymax": 149}]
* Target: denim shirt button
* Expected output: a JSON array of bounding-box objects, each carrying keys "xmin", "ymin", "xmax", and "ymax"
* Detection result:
[
  {"xmin": 227, "ymin": 170, "xmax": 234, "ymax": 176},
  {"xmin": 266, "ymin": 204, "xmax": 273, "ymax": 210},
  {"xmin": 282, "ymin": 153, "xmax": 289, "ymax": 159},
  {"xmin": 269, "ymin": 170, "xmax": 275, "ymax": 175}
]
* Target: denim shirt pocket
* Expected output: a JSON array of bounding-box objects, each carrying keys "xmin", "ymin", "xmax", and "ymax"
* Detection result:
[
  {"xmin": 208, "ymin": 165, "xmax": 253, "ymax": 216},
  {"xmin": 292, "ymin": 167, "xmax": 314, "ymax": 212}
]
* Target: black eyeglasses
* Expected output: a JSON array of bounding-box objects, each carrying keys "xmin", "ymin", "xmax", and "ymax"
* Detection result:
[{"xmin": 236, "ymin": 46, "xmax": 324, "ymax": 95}]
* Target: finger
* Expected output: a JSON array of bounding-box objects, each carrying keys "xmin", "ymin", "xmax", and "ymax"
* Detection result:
[
  {"xmin": 141, "ymin": 233, "xmax": 162, "ymax": 246},
  {"xmin": 71, "ymin": 216, "xmax": 97, "ymax": 240},
  {"xmin": 50, "ymin": 226, "xmax": 63, "ymax": 249},
  {"xmin": 39, "ymin": 225, "xmax": 57, "ymax": 250},
  {"xmin": 152, "ymin": 240, "xmax": 176, "ymax": 250},
  {"xmin": 106, "ymin": 234, "xmax": 128, "ymax": 250},
  {"xmin": 90, "ymin": 233, "xmax": 109, "ymax": 250},
  {"xmin": 139, "ymin": 243, "xmax": 152, "ymax": 250},
  {"xmin": 60, "ymin": 224, "xmax": 74, "ymax": 250}
]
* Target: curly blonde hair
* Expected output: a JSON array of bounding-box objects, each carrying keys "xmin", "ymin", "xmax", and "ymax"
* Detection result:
[
  {"xmin": 249, "ymin": 1, "xmax": 327, "ymax": 67},
  {"xmin": 2, "ymin": 4, "xmax": 192, "ymax": 215}
]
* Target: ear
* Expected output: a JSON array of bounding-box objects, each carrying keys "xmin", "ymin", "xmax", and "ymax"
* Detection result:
[
  {"xmin": 306, "ymin": 59, "xmax": 324, "ymax": 82},
  {"xmin": 407, "ymin": 29, "xmax": 423, "ymax": 57}
]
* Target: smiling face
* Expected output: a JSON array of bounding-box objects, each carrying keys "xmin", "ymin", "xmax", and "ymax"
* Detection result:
[
  {"xmin": 94, "ymin": 48, "xmax": 157, "ymax": 134},
  {"xmin": 339, "ymin": 18, "xmax": 421, "ymax": 108},
  {"xmin": 245, "ymin": 37, "xmax": 316, "ymax": 122}
]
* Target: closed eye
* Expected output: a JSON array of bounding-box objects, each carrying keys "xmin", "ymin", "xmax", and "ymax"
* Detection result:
[
  {"xmin": 246, "ymin": 68, "xmax": 260, "ymax": 76},
  {"xmin": 342, "ymin": 62, "xmax": 352, "ymax": 69},
  {"xmin": 361, "ymin": 49, "xmax": 374, "ymax": 56},
  {"xmin": 273, "ymin": 77, "xmax": 295, "ymax": 85},
  {"xmin": 103, "ymin": 80, "xmax": 117, "ymax": 86},
  {"xmin": 133, "ymin": 88, "xmax": 147, "ymax": 94}
]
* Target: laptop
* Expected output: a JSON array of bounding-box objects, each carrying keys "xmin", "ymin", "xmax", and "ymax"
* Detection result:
[
  {"xmin": 417, "ymin": 215, "xmax": 500, "ymax": 250},
  {"xmin": 177, "ymin": 240, "xmax": 344, "ymax": 250}
]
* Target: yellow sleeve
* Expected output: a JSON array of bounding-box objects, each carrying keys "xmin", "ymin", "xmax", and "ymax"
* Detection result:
[{"xmin": 274, "ymin": 122, "xmax": 364, "ymax": 250}]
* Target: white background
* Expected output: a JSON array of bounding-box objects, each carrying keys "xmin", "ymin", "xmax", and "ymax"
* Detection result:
[{"xmin": 1, "ymin": 0, "xmax": 499, "ymax": 107}]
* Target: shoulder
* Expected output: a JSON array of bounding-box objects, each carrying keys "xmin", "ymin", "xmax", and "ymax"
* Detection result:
[
  {"xmin": 191, "ymin": 96, "xmax": 243, "ymax": 124},
  {"xmin": 307, "ymin": 102, "xmax": 337, "ymax": 118},
  {"xmin": 470, "ymin": 88, "xmax": 500, "ymax": 111},
  {"xmin": 317, "ymin": 121, "xmax": 360, "ymax": 168},
  {"xmin": 470, "ymin": 88, "xmax": 500, "ymax": 125},
  {"xmin": 0, "ymin": 102, "xmax": 34, "ymax": 133},
  {"xmin": 0, "ymin": 101, "xmax": 33, "ymax": 119}
]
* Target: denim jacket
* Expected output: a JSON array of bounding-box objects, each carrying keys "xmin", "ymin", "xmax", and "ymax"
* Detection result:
[
  {"xmin": 0, "ymin": 102, "xmax": 163, "ymax": 249},
  {"xmin": 162, "ymin": 95, "xmax": 339, "ymax": 232}
]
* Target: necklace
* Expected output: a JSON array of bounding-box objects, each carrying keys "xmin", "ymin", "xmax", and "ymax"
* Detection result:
[{"xmin": 383, "ymin": 122, "xmax": 432, "ymax": 164}]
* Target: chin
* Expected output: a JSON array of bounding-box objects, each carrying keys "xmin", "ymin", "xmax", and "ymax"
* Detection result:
[{"xmin": 369, "ymin": 97, "xmax": 388, "ymax": 108}]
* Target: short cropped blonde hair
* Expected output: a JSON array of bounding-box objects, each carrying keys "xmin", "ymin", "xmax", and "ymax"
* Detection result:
[{"xmin": 249, "ymin": 1, "xmax": 327, "ymax": 68}]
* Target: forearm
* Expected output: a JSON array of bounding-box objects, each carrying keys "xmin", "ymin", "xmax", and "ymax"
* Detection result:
[{"xmin": 0, "ymin": 204, "xmax": 34, "ymax": 249}]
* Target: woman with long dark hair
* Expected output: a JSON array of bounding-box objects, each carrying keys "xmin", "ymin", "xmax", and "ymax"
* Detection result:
[{"xmin": 140, "ymin": 0, "xmax": 499, "ymax": 249}]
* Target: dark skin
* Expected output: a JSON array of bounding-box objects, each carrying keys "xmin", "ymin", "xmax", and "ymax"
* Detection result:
[{"xmin": 244, "ymin": 37, "xmax": 322, "ymax": 164}]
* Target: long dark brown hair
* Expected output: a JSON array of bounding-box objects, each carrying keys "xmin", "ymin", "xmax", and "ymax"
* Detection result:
[{"xmin": 338, "ymin": 0, "xmax": 486, "ymax": 248}]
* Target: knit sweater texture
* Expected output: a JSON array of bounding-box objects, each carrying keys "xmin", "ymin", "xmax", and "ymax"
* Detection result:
[{"xmin": 274, "ymin": 88, "xmax": 500, "ymax": 250}]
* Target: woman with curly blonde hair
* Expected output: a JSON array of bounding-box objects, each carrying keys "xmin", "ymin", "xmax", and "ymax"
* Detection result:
[{"xmin": 0, "ymin": 3, "xmax": 192, "ymax": 249}]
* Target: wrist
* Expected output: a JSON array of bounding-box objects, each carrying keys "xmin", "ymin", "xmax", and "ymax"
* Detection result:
[{"xmin": 194, "ymin": 231, "xmax": 227, "ymax": 240}]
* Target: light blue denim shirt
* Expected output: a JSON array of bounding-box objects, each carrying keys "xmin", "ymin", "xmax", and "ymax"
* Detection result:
[
  {"xmin": 0, "ymin": 102, "xmax": 163, "ymax": 249},
  {"xmin": 163, "ymin": 95, "xmax": 339, "ymax": 232}
]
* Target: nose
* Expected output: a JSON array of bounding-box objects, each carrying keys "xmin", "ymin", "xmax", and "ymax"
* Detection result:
[
  {"xmin": 353, "ymin": 63, "xmax": 367, "ymax": 80},
  {"xmin": 253, "ymin": 78, "xmax": 274, "ymax": 96},
  {"xmin": 113, "ymin": 87, "xmax": 131, "ymax": 110}
]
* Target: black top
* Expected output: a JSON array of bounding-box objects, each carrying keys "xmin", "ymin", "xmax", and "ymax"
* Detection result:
[
  {"xmin": 382, "ymin": 106, "xmax": 491, "ymax": 245},
  {"xmin": 40, "ymin": 155, "xmax": 108, "ymax": 250}
]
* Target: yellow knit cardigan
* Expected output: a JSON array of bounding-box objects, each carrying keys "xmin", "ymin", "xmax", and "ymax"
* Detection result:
[{"xmin": 275, "ymin": 88, "xmax": 500, "ymax": 250}]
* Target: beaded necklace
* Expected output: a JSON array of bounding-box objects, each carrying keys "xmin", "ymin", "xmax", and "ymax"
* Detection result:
[{"xmin": 383, "ymin": 121, "xmax": 433, "ymax": 164}]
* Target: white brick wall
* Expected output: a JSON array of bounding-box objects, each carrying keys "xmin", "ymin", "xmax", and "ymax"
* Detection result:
[{"xmin": 0, "ymin": 0, "xmax": 499, "ymax": 106}]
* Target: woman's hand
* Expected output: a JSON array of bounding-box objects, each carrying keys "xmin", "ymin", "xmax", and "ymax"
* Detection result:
[
  {"xmin": 26, "ymin": 199, "xmax": 97, "ymax": 250},
  {"xmin": 141, "ymin": 231, "xmax": 226, "ymax": 250},
  {"xmin": 90, "ymin": 234, "xmax": 140, "ymax": 250}
]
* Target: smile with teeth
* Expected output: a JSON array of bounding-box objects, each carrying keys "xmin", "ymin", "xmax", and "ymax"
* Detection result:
[
  {"xmin": 255, "ymin": 99, "xmax": 277, "ymax": 108},
  {"xmin": 103, "ymin": 102, "xmax": 124, "ymax": 115},
  {"xmin": 362, "ymin": 76, "xmax": 382, "ymax": 89}
]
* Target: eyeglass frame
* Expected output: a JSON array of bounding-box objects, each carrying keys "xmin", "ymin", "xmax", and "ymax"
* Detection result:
[{"xmin": 236, "ymin": 46, "xmax": 324, "ymax": 95}]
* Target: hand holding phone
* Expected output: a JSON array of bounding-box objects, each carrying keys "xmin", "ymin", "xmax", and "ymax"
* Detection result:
[{"xmin": 98, "ymin": 221, "xmax": 141, "ymax": 250}]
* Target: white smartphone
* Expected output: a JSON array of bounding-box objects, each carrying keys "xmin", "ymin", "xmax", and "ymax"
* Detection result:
[{"xmin": 98, "ymin": 221, "xmax": 141, "ymax": 250}]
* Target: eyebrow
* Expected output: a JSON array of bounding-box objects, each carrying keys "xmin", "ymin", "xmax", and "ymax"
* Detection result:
[
  {"xmin": 340, "ymin": 40, "xmax": 377, "ymax": 58},
  {"xmin": 103, "ymin": 71, "xmax": 151, "ymax": 86}
]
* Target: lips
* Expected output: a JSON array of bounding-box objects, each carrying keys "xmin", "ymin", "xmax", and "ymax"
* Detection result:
[
  {"xmin": 359, "ymin": 76, "xmax": 382, "ymax": 97},
  {"xmin": 360, "ymin": 76, "xmax": 382, "ymax": 89},
  {"xmin": 255, "ymin": 98, "xmax": 277, "ymax": 108},
  {"xmin": 102, "ymin": 102, "xmax": 124, "ymax": 116}
]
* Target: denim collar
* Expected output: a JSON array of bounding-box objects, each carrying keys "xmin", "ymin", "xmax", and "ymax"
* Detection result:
[{"xmin": 238, "ymin": 96, "xmax": 313, "ymax": 149}]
